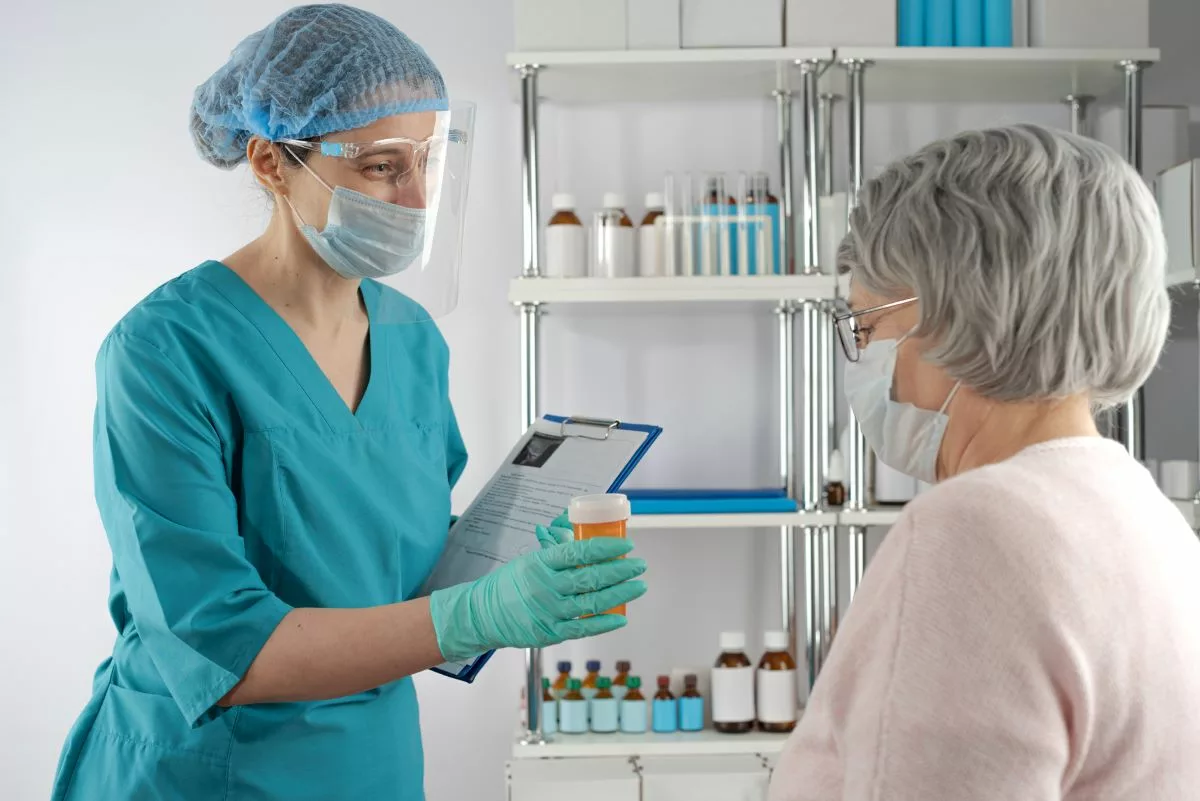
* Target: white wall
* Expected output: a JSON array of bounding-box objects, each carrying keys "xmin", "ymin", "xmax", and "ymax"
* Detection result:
[{"xmin": 3, "ymin": 1, "xmax": 1199, "ymax": 800}]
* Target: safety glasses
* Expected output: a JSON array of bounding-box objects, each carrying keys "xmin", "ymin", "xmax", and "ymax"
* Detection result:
[
  {"xmin": 278, "ymin": 129, "xmax": 468, "ymax": 188},
  {"xmin": 833, "ymin": 297, "xmax": 918, "ymax": 362}
]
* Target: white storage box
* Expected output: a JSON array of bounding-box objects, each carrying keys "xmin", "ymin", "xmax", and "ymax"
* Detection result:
[
  {"xmin": 508, "ymin": 757, "xmax": 640, "ymax": 801},
  {"xmin": 786, "ymin": 0, "xmax": 895, "ymax": 46},
  {"xmin": 682, "ymin": 0, "xmax": 783, "ymax": 47},
  {"xmin": 515, "ymin": 0, "xmax": 627, "ymax": 51},
  {"xmin": 629, "ymin": 0, "xmax": 682, "ymax": 49},
  {"xmin": 1157, "ymin": 160, "xmax": 1200, "ymax": 278},
  {"xmin": 640, "ymin": 754, "xmax": 771, "ymax": 801},
  {"xmin": 1029, "ymin": 0, "xmax": 1149, "ymax": 48}
]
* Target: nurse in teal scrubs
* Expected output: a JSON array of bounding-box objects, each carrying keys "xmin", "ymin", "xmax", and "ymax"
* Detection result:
[{"xmin": 51, "ymin": 6, "xmax": 646, "ymax": 800}]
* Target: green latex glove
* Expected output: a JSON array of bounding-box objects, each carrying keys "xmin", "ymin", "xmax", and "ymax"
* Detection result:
[{"xmin": 429, "ymin": 519, "xmax": 646, "ymax": 662}]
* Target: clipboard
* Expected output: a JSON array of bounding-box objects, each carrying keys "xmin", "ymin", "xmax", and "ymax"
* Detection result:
[{"xmin": 428, "ymin": 415, "xmax": 662, "ymax": 683}]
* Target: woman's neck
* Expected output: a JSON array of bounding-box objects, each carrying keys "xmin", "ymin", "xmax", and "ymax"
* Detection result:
[
  {"xmin": 225, "ymin": 210, "xmax": 364, "ymax": 334},
  {"xmin": 937, "ymin": 393, "xmax": 1101, "ymax": 481}
]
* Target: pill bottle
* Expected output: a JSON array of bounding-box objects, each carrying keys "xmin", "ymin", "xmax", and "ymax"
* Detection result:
[
  {"xmin": 652, "ymin": 675, "xmax": 678, "ymax": 733},
  {"xmin": 680, "ymin": 673, "xmax": 705, "ymax": 732},
  {"xmin": 590, "ymin": 677, "xmax": 619, "ymax": 733},
  {"xmin": 541, "ymin": 678, "xmax": 558, "ymax": 736},
  {"xmin": 712, "ymin": 631, "xmax": 755, "ymax": 734},
  {"xmin": 620, "ymin": 676, "xmax": 647, "ymax": 734},
  {"xmin": 757, "ymin": 631, "xmax": 798, "ymax": 733},
  {"xmin": 745, "ymin": 172, "xmax": 781, "ymax": 276},
  {"xmin": 591, "ymin": 193, "xmax": 635, "ymax": 278},
  {"xmin": 560, "ymin": 678, "xmax": 588, "ymax": 734},
  {"xmin": 612, "ymin": 660, "xmax": 632, "ymax": 700},
  {"xmin": 581, "ymin": 660, "xmax": 602, "ymax": 702},
  {"xmin": 545, "ymin": 193, "xmax": 587, "ymax": 278},
  {"xmin": 569, "ymin": 494, "xmax": 631, "ymax": 616},
  {"xmin": 825, "ymin": 449, "xmax": 847, "ymax": 508},
  {"xmin": 552, "ymin": 660, "xmax": 572, "ymax": 699},
  {"xmin": 638, "ymin": 193, "xmax": 665, "ymax": 277}
]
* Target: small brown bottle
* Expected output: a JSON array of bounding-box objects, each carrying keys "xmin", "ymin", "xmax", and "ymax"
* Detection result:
[
  {"xmin": 612, "ymin": 660, "xmax": 632, "ymax": 700},
  {"xmin": 825, "ymin": 448, "xmax": 847, "ymax": 508},
  {"xmin": 679, "ymin": 673, "xmax": 704, "ymax": 732},
  {"xmin": 652, "ymin": 674, "xmax": 678, "ymax": 733},
  {"xmin": 712, "ymin": 632, "xmax": 755, "ymax": 734},
  {"xmin": 757, "ymin": 631, "xmax": 798, "ymax": 733},
  {"xmin": 546, "ymin": 193, "xmax": 586, "ymax": 278}
]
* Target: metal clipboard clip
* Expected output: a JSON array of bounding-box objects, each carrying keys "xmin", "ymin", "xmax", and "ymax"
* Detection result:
[{"xmin": 558, "ymin": 416, "xmax": 620, "ymax": 441}]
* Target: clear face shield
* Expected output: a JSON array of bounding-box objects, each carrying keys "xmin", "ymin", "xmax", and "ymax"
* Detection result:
[{"xmin": 279, "ymin": 100, "xmax": 475, "ymax": 324}]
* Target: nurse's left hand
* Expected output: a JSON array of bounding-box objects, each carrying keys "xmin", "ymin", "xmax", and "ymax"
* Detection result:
[{"xmin": 428, "ymin": 519, "xmax": 646, "ymax": 662}]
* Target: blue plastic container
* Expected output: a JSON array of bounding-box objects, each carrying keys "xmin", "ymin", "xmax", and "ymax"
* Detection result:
[
  {"xmin": 925, "ymin": 0, "xmax": 955, "ymax": 46},
  {"xmin": 898, "ymin": 0, "xmax": 925, "ymax": 45},
  {"xmin": 983, "ymin": 0, "xmax": 1013, "ymax": 46},
  {"xmin": 954, "ymin": 0, "xmax": 983, "ymax": 45}
]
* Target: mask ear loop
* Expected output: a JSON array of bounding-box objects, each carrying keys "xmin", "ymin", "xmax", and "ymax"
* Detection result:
[
  {"xmin": 939, "ymin": 382, "xmax": 962, "ymax": 414},
  {"xmin": 282, "ymin": 145, "xmax": 336, "ymax": 230}
]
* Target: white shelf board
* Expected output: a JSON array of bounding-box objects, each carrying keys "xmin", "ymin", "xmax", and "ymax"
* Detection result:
[
  {"xmin": 512, "ymin": 727, "xmax": 791, "ymax": 759},
  {"xmin": 829, "ymin": 47, "xmax": 1160, "ymax": 103},
  {"xmin": 1173, "ymin": 499, "xmax": 1198, "ymax": 529},
  {"xmin": 1166, "ymin": 268, "xmax": 1198, "ymax": 289},
  {"xmin": 505, "ymin": 48, "xmax": 834, "ymax": 103},
  {"xmin": 630, "ymin": 511, "xmax": 835, "ymax": 530},
  {"xmin": 509, "ymin": 275, "xmax": 838, "ymax": 304},
  {"xmin": 838, "ymin": 507, "xmax": 906, "ymax": 527}
]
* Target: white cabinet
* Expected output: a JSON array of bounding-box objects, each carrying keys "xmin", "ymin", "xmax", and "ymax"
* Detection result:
[
  {"xmin": 641, "ymin": 755, "xmax": 771, "ymax": 801},
  {"xmin": 507, "ymin": 757, "xmax": 640, "ymax": 801}
]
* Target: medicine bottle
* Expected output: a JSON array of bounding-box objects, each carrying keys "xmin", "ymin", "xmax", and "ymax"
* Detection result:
[
  {"xmin": 559, "ymin": 678, "xmax": 588, "ymax": 734},
  {"xmin": 825, "ymin": 449, "xmax": 847, "ymax": 508},
  {"xmin": 652, "ymin": 675, "xmax": 678, "ymax": 733},
  {"xmin": 638, "ymin": 193, "xmax": 665, "ymax": 277},
  {"xmin": 552, "ymin": 660, "xmax": 572, "ymax": 699},
  {"xmin": 581, "ymin": 660, "xmax": 602, "ymax": 702},
  {"xmin": 612, "ymin": 660, "xmax": 632, "ymax": 700},
  {"xmin": 590, "ymin": 677, "xmax": 619, "ymax": 734},
  {"xmin": 679, "ymin": 673, "xmax": 705, "ymax": 732},
  {"xmin": 711, "ymin": 631, "xmax": 755, "ymax": 734},
  {"xmin": 591, "ymin": 192, "xmax": 635, "ymax": 278},
  {"xmin": 569, "ymin": 495, "xmax": 631, "ymax": 616},
  {"xmin": 756, "ymin": 631, "xmax": 797, "ymax": 733},
  {"xmin": 545, "ymin": 193, "xmax": 587, "ymax": 278},
  {"xmin": 620, "ymin": 676, "xmax": 647, "ymax": 734},
  {"xmin": 745, "ymin": 172, "xmax": 781, "ymax": 276},
  {"xmin": 541, "ymin": 678, "xmax": 558, "ymax": 736}
]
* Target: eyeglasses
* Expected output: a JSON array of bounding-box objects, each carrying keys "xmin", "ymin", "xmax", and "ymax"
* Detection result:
[
  {"xmin": 278, "ymin": 131, "xmax": 467, "ymax": 188},
  {"xmin": 833, "ymin": 297, "xmax": 918, "ymax": 362}
]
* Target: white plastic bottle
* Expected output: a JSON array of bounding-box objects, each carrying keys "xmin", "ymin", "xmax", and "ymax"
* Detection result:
[
  {"xmin": 591, "ymin": 192, "xmax": 635, "ymax": 278},
  {"xmin": 544, "ymin": 193, "xmax": 586, "ymax": 278},
  {"xmin": 638, "ymin": 192, "xmax": 665, "ymax": 277}
]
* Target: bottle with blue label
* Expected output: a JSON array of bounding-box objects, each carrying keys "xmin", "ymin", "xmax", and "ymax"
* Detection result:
[
  {"xmin": 743, "ymin": 173, "xmax": 781, "ymax": 276},
  {"xmin": 652, "ymin": 674, "xmax": 678, "ymax": 733},
  {"xmin": 620, "ymin": 676, "xmax": 647, "ymax": 734},
  {"xmin": 559, "ymin": 678, "xmax": 588, "ymax": 734},
  {"xmin": 540, "ymin": 678, "xmax": 558, "ymax": 736},
  {"xmin": 590, "ymin": 677, "xmax": 619, "ymax": 733},
  {"xmin": 680, "ymin": 673, "xmax": 705, "ymax": 732}
]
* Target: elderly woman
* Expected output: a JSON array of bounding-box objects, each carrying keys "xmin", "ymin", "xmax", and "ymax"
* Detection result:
[{"xmin": 770, "ymin": 124, "xmax": 1200, "ymax": 800}]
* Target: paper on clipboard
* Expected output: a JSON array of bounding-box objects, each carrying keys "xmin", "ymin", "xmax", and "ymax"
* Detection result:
[{"xmin": 422, "ymin": 416, "xmax": 661, "ymax": 681}]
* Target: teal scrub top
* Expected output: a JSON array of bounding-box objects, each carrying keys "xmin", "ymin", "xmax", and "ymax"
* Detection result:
[{"xmin": 51, "ymin": 261, "xmax": 468, "ymax": 801}]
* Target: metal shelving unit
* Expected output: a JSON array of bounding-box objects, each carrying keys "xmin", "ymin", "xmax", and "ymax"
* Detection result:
[{"xmin": 508, "ymin": 44, "xmax": 1159, "ymax": 752}]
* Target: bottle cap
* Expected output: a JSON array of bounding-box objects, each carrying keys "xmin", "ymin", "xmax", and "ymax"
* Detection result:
[
  {"xmin": 827, "ymin": 449, "xmax": 846, "ymax": 484},
  {"xmin": 657, "ymin": 675, "xmax": 670, "ymax": 688},
  {"xmin": 586, "ymin": 660, "xmax": 601, "ymax": 672},
  {"xmin": 627, "ymin": 676, "xmax": 641, "ymax": 689},
  {"xmin": 644, "ymin": 191, "xmax": 664, "ymax": 210},
  {"xmin": 568, "ymin": 678, "xmax": 582, "ymax": 690},
  {"xmin": 764, "ymin": 630, "xmax": 789, "ymax": 651},
  {"xmin": 597, "ymin": 677, "xmax": 612, "ymax": 689},
  {"xmin": 684, "ymin": 673, "xmax": 697, "ymax": 687},
  {"xmin": 569, "ymin": 494, "xmax": 630, "ymax": 525},
  {"xmin": 557, "ymin": 661, "xmax": 571, "ymax": 673},
  {"xmin": 542, "ymin": 677, "xmax": 551, "ymax": 689},
  {"xmin": 719, "ymin": 631, "xmax": 746, "ymax": 651},
  {"xmin": 551, "ymin": 192, "xmax": 576, "ymax": 211},
  {"xmin": 616, "ymin": 660, "xmax": 631, "ymax": 673},
  {"xmin": 602, "ymin": 191, "xmax": 626, "ymax": 210}
]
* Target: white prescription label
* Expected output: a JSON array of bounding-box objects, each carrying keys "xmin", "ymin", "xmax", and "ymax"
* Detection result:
[
  {"xmin": 756, "ymin": 669, "xmax": 797, "ymax": 723},
  {"xmin": 545, "ymin": 224, "xmax": 586, "ymax": 278},
  {"xmin": 711, "ymin": 666, "xmax": 755, "ymax": 722}
]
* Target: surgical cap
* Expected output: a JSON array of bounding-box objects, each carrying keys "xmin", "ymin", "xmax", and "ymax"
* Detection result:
[{"xmin": 190, "ymin": 4, "xmax": 448, "ymax": 169}]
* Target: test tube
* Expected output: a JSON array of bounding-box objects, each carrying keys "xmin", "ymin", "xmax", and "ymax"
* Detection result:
[
  {"xmin": 698, "ymin": 173, "xmax": 726, "ymax": 277},
  {"xmin": 749, "ymin": 173, "xmax": 772, "ymax": 277},
  {"xmin": 736, "ymin": 172, "xmax": 750, "ymax": 277},
  {"xmin": 663, "ymin": 173, "xmax": 678, "ymax": 277},
  {"xmin": 716, "ymin": 174, "xmax": 733, "ymax": 277},
  {"xmin": 680, "ymin": 173, "xmax": 696, "ymax": 277}
]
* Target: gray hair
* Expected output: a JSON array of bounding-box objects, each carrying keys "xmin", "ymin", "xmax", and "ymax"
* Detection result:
[{"xmin": 840, "ymin": 123, "xmax": 1168, "ymax": 408}]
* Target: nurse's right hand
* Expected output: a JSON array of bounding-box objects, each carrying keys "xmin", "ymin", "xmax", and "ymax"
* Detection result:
[{"xmin": 428, "ymin": 522, "xmax": 647, "ymax": 662}]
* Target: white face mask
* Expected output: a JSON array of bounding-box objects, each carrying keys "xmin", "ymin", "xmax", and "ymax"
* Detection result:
[{"xmin": 844, "ymin": 332, "xmax": 961, "ymax": 484}]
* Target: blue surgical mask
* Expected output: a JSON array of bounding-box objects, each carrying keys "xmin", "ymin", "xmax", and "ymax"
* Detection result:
[
  {"xmin": 286, "ymin": 159, "xmax": 426, "ymax": 280},
  {"xmin": 844, "ymin": 331, "xmax": 961, "ymax": 484}
]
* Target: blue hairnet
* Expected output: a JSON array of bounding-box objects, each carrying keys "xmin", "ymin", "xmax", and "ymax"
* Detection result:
[{"xmin": 191, "ymin": 4, "xmax": 448, "ymax": 169}]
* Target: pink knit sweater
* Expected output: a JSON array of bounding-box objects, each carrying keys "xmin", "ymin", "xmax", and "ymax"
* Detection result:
[{"xmin": 770, "ymin": 438, "xmax": 1200, "ymax": 801}]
